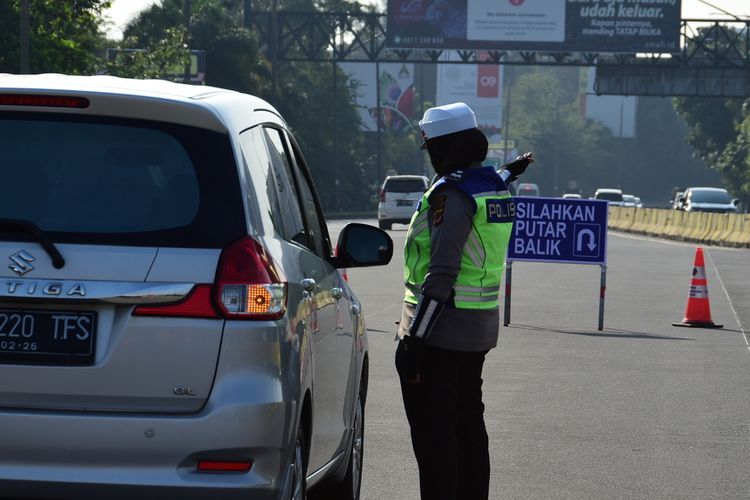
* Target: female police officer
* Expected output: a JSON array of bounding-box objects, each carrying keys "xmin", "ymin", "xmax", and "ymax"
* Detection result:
[{"xmin": 395, "ymin": 102, "xmax": 533, "ymax": 500}]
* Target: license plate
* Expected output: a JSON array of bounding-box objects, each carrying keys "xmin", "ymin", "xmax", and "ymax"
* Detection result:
[
  {"xmin": 0, "ymin": 309, "xmax": 96, "ymax": 366},
  {"xmin": 397, "ymin": 200, "xmax": 413, "ymax": 206}
]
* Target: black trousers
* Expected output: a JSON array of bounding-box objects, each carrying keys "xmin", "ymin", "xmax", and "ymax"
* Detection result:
[{"xmin": 395, "ymin": 341, "xmax": 491, "ymax": 500}]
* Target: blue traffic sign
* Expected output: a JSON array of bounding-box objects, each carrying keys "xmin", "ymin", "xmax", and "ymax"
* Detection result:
[{"xmin": 507, "ymin": 197, "xmax": 608, "ymax": 265}]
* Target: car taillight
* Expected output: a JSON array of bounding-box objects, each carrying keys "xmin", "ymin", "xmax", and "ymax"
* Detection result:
[
  {"xmin": 0, "ymin": 94, "xmax": 89, "ymax": 108},
  {"xmin": 134, "ymin": 237, "xmax": 287, "ymax": 320},
  {"xmin": 214, "ymin": 237, "xmax": 287, "ymax": 319},
  {"xmin": 379, "ymin": 189, "xmax": 385, "ymax": 202},
  {"xmin": 133, "ymin": 284, "xmax": 220, "ymax": 319}
]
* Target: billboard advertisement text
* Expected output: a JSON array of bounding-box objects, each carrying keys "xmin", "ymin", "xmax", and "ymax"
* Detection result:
[{"xmin": 387, "ymin": 0, "xmax": 681, "ymax": 53}]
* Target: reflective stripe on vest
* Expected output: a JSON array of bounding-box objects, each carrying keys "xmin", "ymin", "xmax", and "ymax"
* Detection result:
[{"xmin": 403, "ymin": 169, "xmax": 514, "ymax": 310}]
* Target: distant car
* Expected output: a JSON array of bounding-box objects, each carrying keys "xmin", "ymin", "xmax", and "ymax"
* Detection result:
[
  {"xmin": 562, "ymin": 193, "xmax": 582, "ymax": 199},
  {"xmin": 682, "ymin": 187, "xmax": 738, "ymax": 213},
  {"xmin": 516, "ymin": 182, "xmax": 540, "ymax": 197},
  {"xmin": 622, "ymin": 194, "xmax": 637, "ymax": 207},
  {"xmin": 593, "ymin": 188, "xmax": 624, "ymax": 206},
  {"xmin": 377, "ymin": 175, "xmax": 430, "ymax": 230}
]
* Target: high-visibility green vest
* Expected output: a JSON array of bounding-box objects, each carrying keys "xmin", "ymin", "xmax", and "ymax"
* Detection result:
[{"xmin": 404, "ymin": 167, "xmax": 514, "ymax": 309}]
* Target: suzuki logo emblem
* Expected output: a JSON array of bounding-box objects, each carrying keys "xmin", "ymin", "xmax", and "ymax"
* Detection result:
[{"xmin": 9, "ymin": 250, "xmax": 35, "ymax": 276}]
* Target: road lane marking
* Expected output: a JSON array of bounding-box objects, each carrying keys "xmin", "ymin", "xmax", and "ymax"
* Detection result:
[{"xmin": 705, "ymin": 249, "xmax": 750, "ymax": 355}]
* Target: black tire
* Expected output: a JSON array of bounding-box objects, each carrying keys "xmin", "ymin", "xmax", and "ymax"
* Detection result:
[
  {"xmin": 291, "ymin": 426, "xmax": 308, "ymax": 500},
  {"xmin": 378, "ymin": 220, "xmax": 391, "ymax": 230},
  {"xmin": 312, "ymin": 388, "xmax": 365, "ymax": 500}
]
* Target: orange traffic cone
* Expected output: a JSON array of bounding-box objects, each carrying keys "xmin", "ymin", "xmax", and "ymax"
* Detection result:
[{"xmin": 673, "ymin": 247, "xmax": 723, "ymax": 328}]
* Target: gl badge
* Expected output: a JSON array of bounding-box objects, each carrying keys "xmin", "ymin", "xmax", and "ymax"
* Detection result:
[
  {"xmin": 9, "ymin": 250, "xmax": 35, "ymax": 276},
  {"xmin": 173, "ymin": 386, "xmax": 197, "ymax": 396}
]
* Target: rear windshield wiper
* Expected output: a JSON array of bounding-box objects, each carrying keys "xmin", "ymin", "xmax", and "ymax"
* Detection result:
[{"xmin": 0, "ymin": 219, "xmax": 65, "ymax": 269}]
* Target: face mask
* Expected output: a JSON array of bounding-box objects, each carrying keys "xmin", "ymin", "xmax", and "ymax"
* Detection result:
[{"xmin": 426, "ymin": 141, "xmax": 452, "ymax": 177}]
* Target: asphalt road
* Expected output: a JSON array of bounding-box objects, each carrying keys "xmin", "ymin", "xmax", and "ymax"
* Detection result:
[{"xmin": 328, "ymin": 219, "xmax": 750, "ymax": 500}]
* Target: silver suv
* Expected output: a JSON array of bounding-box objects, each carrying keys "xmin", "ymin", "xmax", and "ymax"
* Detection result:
[{"xmin": 0, "ymin": 74, "xmax": 392, "ymax": 499}]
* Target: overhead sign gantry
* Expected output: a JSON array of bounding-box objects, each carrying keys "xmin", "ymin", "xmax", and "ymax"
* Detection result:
[{"xmin": 246, "ymin": 1, "xmax": 750, "ymax": 97}]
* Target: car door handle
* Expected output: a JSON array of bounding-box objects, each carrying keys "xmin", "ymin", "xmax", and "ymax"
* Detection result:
[
  {"xmin": 300, "ymin": 278, "xmax": 316, "ymax": 292},
  {"xmin": 330, "ymin": 287, "xmax": 343, "ymax": 300}
]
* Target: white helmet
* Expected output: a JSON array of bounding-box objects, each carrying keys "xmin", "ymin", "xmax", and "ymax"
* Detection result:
[{"xmin": 418, "ymin": 102, "xmax": 478, "ymax": 142}]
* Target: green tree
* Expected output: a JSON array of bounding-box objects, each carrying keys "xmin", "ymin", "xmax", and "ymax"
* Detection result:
[
  {"xmin": 118, "ymin": 0, "xmax": 376, "ymax": 212},
  {"xmin": 0, "ymin": 0, "xmax": 110, "ymax": 74},
  {"xmin": 673, "ymin": 95, "xmax": 749, "ymax": 203},
  {"xmin": 507, "ymin": 68, "xmax": 613, "ymax": 197},
  {"xmin": 671, "ymin": 23, "xmax": 750, "ymax": 206},
  {"xmin": 106, "ymin": 27, "xmax": 189, "ymax": 79}
]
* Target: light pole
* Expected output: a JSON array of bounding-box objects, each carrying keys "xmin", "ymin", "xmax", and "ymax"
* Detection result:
[
  {"xmin": 554, "ymin": 92, "xmax": 560, "ymax": 196},
  {"xmin": 502, "ymin": 66, "xmax": 513, "ymax": 164}
]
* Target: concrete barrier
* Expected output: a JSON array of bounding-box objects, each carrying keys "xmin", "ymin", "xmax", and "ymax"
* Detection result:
[{"xmin": 607, "ymin": 207, "xmax": 748, "ymax": 248}]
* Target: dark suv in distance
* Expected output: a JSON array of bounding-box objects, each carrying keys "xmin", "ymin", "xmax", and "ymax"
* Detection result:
[
  {"xmin": 0, "ymin": 74, "xmax": 392, "ymax": 500},
  {"xmin": 681, "ymin": 187, "xmax": 739, "ymax": 213}
]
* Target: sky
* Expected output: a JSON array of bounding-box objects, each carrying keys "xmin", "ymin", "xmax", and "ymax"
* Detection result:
[{"xmin": 103, "ymin": 0, "xmax": 750, "ymax": 40}]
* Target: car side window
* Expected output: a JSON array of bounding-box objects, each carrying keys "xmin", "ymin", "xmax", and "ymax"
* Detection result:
[
  {"xmin": 284, "ymin": 134, "xmax": 329, "ymax": 257},
  {"xmin": 238, "ymin": 127, "xmax": 284, "ymax": 237},
  {"xmin": 263, "ymin": 127, "xmax": 315, "ymax": 252}
]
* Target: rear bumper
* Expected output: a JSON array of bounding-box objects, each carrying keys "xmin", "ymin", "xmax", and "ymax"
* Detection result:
[
  {"xmin": 0, "ymin": 320, "xmax": 300, "ymax": 500},
  {"xmin": 377, "ymin": 205, "xmax": 417, "ymax": 222},
  {"xmin": 0, "ymin": 398, "xmax": 293, "ymax": 500}
]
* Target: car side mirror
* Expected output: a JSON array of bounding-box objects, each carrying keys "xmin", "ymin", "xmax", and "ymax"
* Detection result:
[
  {"xmin": 732, "ymin": 198, "xmax": 740, "ymax": 206},
  {"xmin": 333, "ymin": 223, "xmax": 393, "ymax": 268}
]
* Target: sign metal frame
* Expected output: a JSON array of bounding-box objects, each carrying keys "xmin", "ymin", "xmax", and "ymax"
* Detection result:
[{"xmin": 503, "ymin": 196, "xmax": 609, "ymax": 330}]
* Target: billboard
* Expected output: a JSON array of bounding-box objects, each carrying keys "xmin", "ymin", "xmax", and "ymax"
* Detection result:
[
  {"xmin": 436, "ymin": 53, "xmax": 503, "ymax": 142},
  {"xmin": 387, "ymin": 0, "xmax": 682, "ymax": 53},
  {"xmin": 340, "ymin": 62, "xmax": 418, "ymax": 133}
]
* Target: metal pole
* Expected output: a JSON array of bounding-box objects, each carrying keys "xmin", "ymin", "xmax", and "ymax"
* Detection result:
[
  {"xmin": 554, "ymin": 93, "xmax": 560, "ymax": 196},
  {"xmin": 503, "ymin": 261, "xmax": 513, "ymax": 326},
  {"xmin": 618, "ymin": 100, "xmax": 624, "ymax": 188},
  {"xmin": 375, "ymin": 60, "xmax": 382, "ymax": 184},
  {"xmin": 270, "ymin": 0, "xmax": 278, "ymax": 104},
  {"xmin": 419, "ymin": 62, "xmax": 425, "ymax": 176},
  {"xmin": 183, "ymin": 0, "xmax": 192, "ymax": 83},
  {"xmin": 598, "ymin": 264, "xmax": 606, "ymax": 330},
  {"xmin": 20, "ymin": 0, "xmax": 29, "ymax": 74},
  {"xmin": 333, "ymin": 59, "xmax": 339, "ymax": 211},
  {"xmin": 502, "ymin": 65, "xmax": 513, "ymax": 164}
]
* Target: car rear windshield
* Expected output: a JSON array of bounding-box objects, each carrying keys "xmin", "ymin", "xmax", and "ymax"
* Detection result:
[
  {"xmin": 0, "ymin": 113, "xmax": 245, "ymax": 247},
  {"xmin": 385, "ymin": 178, "xmax": 426, "ymax": 193},
  {"xmin": 596, "ymin": 192, "xmax": 623, "ymax": 202},
  {"xmin": 690, "ymin": 190, "xmax": 731, "ymax": 204}
]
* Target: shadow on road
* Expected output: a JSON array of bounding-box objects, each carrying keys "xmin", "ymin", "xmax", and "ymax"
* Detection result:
[{"xmin": 508, "ymin": 323, "xmax": 693, "ymax": 341}]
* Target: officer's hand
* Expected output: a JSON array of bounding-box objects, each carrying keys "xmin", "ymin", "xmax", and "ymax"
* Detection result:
[{"xmin": 500, "ymin": 151, "xmax": 534, "ymax": 183}]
